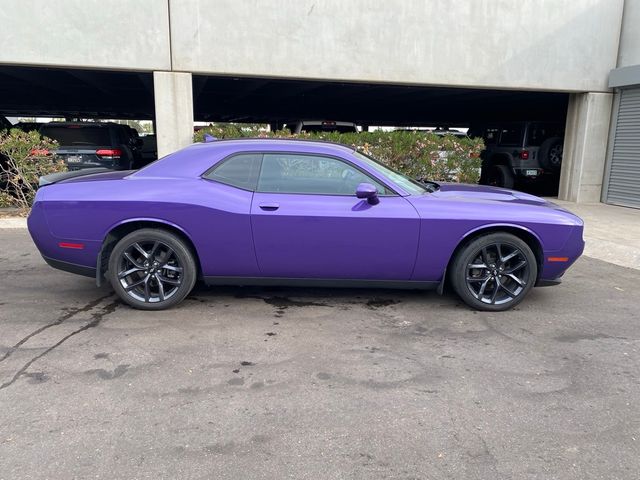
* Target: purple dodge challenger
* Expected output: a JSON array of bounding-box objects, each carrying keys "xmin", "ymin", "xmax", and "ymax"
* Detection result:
[{"xmin": 28, "ymin": 138, "xmax": 584, "ymax": 311}]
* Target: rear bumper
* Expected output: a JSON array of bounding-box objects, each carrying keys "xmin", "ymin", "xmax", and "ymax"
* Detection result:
[
  {"xmin": 28, "ymin": 200, "xmax": 101, "ymax": 276},
  {"xmin": 535, "ymin": 278, "xmax": 562, "ymax": 287},
  {"xmin": 514, "ymin": 167, "xmax": 544, "ymax": 179},
  {"xmin": 42, "ymin": 255, "xmax": 96, "ymax": 278}
]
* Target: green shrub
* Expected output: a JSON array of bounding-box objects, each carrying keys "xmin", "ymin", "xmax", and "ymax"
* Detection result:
[
  {"xmin": 194, "ymin": 125, "xmax": 484, "ymax": 184},
  {"xmin": 0, "ymin": 129, "xmax": 65, "ymax": 209}
]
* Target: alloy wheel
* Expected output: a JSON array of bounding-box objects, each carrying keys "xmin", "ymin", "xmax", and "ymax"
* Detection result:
[
  {"xmin": 117, "ymin": 240, "xmax": 183, "ymax": 303},
  {"xmin": 465, "ymin": 242, "xmax": 530, "ymax": 305}
]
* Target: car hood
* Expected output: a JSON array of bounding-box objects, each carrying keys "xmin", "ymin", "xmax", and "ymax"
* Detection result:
[
  {"xmin": 430, "ymin": 182, "xmax": 558, "ymax": 207},
  {"xmin": 416, "ymin": 182, "xmax": 582, "ymax": 225}
]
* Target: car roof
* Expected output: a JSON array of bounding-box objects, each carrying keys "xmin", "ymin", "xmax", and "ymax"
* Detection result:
[{"xmin": 197, "ymin": 137, "xmax": 355, "ymax": 150}]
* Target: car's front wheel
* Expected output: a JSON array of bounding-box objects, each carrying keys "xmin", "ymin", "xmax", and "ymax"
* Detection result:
[
  {"xmin": 108, "ymin": 228, "xmax": 197, "ymax": 310},
  {"xmin": 450, "ymin": 232, "xmax": 537, "ymax": 311}
]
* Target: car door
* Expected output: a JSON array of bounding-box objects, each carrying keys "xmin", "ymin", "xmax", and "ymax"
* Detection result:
[{"xmin": 250, "ymin": 152, "xmax": 420, "ymax": 280}]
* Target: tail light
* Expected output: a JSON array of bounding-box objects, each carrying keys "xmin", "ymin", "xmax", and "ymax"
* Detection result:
[
  {"xmin": 30, "ymin": 148, "xmax": 50, "ymax": 156},
  {"xmin": 96, "ymin": 148, "xmax": 122, "ymax": 159},
  {"xmin": 519, "ymin": 150, "xmax": 530, "ymax": 160}
]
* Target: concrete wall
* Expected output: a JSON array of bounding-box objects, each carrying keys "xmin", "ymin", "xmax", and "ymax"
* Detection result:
[
  {"xmin": 617, "ymin": 0, "xmax": 640, "ymax": 67},
  {"xmin": 0, "ymin": 0, "xmax": 171, "ymax": 70},
  {"xmin": 558, "ymin": 92, "xmax": 614, "ymax": 203},
  {"xmin": 169, "ymin": 0, "xmax": 623, "ymax": 92},
  {"xmin": 0, "ymin": 0, "xmax": 626, "ymax": 92}
]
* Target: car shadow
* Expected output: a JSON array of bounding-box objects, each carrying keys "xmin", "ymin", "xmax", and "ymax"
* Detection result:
[{"xmin": 186, "ymin": 282, "xmax": 462, "ymax": 310}]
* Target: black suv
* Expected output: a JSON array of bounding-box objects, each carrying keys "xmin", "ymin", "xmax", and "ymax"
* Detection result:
[
  {"xmin": 38, "ymin": 122, "xmax": 144, "ymax": 171},
  {"xmin": 469, "ymin": 121, "xmax": 564, "ymax": 189}
]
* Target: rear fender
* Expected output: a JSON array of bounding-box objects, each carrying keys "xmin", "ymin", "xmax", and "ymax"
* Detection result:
[{"xmin": 96, "ymin": 217, "xmax": 197, "ymax": 286}]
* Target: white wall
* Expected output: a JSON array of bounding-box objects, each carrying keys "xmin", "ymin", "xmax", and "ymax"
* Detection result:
[
  {"xmin": 0, "ymin": 0, "xmax": 171, "ymax": 71},
  {"xmin": 0, "ymin": 0, "xmax": 626, "ymax": 92},
  {"xmin": 169, "ymin": 0, "xmax": 623, "ymax": 92},
  {"xmin": 618, "ymin": 0, "xmax": 640, "ymax": 67}
]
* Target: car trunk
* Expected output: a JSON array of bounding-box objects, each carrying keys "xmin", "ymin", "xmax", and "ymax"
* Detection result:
[{"xmin": 39, "ymin": 125, "xmax": 124, "ymax": 170}]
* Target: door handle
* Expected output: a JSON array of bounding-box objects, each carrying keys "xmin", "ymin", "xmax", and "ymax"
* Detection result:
[{"xmin": 259, "ymin": 203, "xmax": 280, "ymax": 211}]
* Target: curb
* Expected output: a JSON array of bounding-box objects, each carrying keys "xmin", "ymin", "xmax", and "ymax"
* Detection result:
[{"xmin": 0, "ymin": 217, "xmax": 28, "ymax": 229}]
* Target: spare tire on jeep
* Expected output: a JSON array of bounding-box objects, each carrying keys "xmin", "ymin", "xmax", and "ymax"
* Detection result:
[{"xmin": 538, "ymin": 137, "xmax": 563, "ymax": 170}]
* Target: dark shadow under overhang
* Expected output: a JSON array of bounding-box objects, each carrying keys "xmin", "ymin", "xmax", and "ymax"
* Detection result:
[{"xmin": 0, "ymin": 65, "xmax": 568, "ymax": 126}]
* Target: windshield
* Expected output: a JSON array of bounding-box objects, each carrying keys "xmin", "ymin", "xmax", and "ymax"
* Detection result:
[{"xmin": 352, "ymin": 151, "xmax": 431, "ymax": 194}]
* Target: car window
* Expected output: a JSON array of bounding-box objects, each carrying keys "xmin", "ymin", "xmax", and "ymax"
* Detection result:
[
  {"xmin": 498, "ymin": 125, "xmax": 524, "ymax": 146},
  {"xmin": 257, "ymin": 153, "xmax": 387, "ymax": 195},
  {"xmin": 39, "ymin": 126, "xmax": 112, "ymax": 146},
  {"xmin": 204, "ymin": 153, "xmax": 262, "ymax": 190},
  {"xmin": 527, "ymin": 123, "xmax": 564, "ymax": 146}
]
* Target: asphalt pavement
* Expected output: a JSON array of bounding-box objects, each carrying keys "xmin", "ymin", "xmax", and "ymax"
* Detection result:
[{"xmin": 1, "ymin": 229, "xmax": 639, "ymax": 479}]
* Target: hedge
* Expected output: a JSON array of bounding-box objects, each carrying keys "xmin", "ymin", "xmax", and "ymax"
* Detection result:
[{"xmin": 0, "ymin": 129, "xmax": 65, "ymax": 210}]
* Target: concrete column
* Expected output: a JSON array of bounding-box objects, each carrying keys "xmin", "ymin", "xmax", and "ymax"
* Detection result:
[
  {"xmin": 558, "ymin": 92, "xmax": 613, "ymax": 203},
  {"xmin": 153, "ymin": 71, "xmax": 194, "ymax": 158}
]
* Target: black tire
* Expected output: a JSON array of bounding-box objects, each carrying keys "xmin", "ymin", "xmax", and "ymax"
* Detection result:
[
  {"xmin": 538, "ymin": 137, "xmax": 563, "ymax": 170},
  {"xmin": 450, "ymin": 232, "xmax": 537, "ymax": 312},
  {"xmin": 482, "ymin": 164, "xmax": 515, "ymax": 189},
  {"xmin": 108, "ymin": 228, "xmax": 197, "ymax": 310}
]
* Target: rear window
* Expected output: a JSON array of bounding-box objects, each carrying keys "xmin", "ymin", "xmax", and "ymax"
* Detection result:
[
  {"xmin": 498, "ymin": 125, "xmax": 524, "ymax": 146},
  {"xmin": 39, "ymin": 126, "xmax": 112, "ymax": 146},
  {"xmin": 203, "ymin": 153, "xmax": 262, "ymax": 190}
]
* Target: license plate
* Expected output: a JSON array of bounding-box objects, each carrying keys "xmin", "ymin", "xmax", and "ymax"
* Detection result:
[
  {"xmin": 66, "ymin": 155, "xmax": 82, "ymax": 163},
  {"xmin": 525, "ymin": 169, "xmax": 538, "ymax": 176}
]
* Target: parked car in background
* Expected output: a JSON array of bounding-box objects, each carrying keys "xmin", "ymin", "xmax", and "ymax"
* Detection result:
[
  {"xmin": 432, "ymin": 127, "xmax": 466, "ymax": 137},
  {"xmin": 468, "ymin": 121, "xmax": 564, "ymax": 189},
  {"xmin": 14, "ymin": 121, "xmax": 44, "ymax": 133},
  {"xmin": 285, "ymin": 120, "xmax": 358, "ymax": 134},
  {"xmin": 38, "ymin": 122, "xmax": 144, "ymax": 170},
  {"xmin": 140, "ymin": 133, "xmax": 158, "ymax": 163},
  {"xmin": 29, "ymin": 138, "xmax": 584, "ymax": 312}
]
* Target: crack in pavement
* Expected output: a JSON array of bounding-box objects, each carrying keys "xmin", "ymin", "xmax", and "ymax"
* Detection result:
[
  {"xmin": 0, "ymin": 298, "xmax": 118, "ymax": 391},
  {"xmin": 0, "ymin": 293, "xmax": 113, "ymax": 363}
]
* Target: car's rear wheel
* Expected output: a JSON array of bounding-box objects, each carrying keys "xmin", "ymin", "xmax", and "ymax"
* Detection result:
[
  {"xmin": 108, "ymin": 228, "xmax": 197, "ymax": 310},
  {"xmin": 450, "ymin": 232, "xmax": 537, "ymax": 311}
]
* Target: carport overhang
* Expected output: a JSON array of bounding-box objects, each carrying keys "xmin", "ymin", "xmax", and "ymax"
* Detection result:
[
  {"xmin": 192, "ymin": 75, "xmax": 568, "ymax": 126},
  {"xmin": 0, "ymin": 65, "xmax": 568, "ymax": 127}
]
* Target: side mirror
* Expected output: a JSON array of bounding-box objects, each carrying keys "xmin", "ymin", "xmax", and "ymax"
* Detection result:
[{"xmin": 356, "ymin": 183, "xmax": 379, "ymax": 205}]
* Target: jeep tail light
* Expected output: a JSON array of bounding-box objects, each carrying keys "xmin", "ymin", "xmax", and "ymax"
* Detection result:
[
  {"xmin": 519, "ymin": 150, "xmax": 530, "ymax": 160},
  {"xmin": 30, "ymin": 148, "xmax": 50, "ymax": 156},
  {"xmin": 96, "ymin": 148, "xmax": 122, "ymax": 158}
]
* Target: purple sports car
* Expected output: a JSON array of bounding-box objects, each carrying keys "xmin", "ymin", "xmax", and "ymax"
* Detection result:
[{"xmin": 28, "ymin": 138, "xmax": 584, "ymax": 311}]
